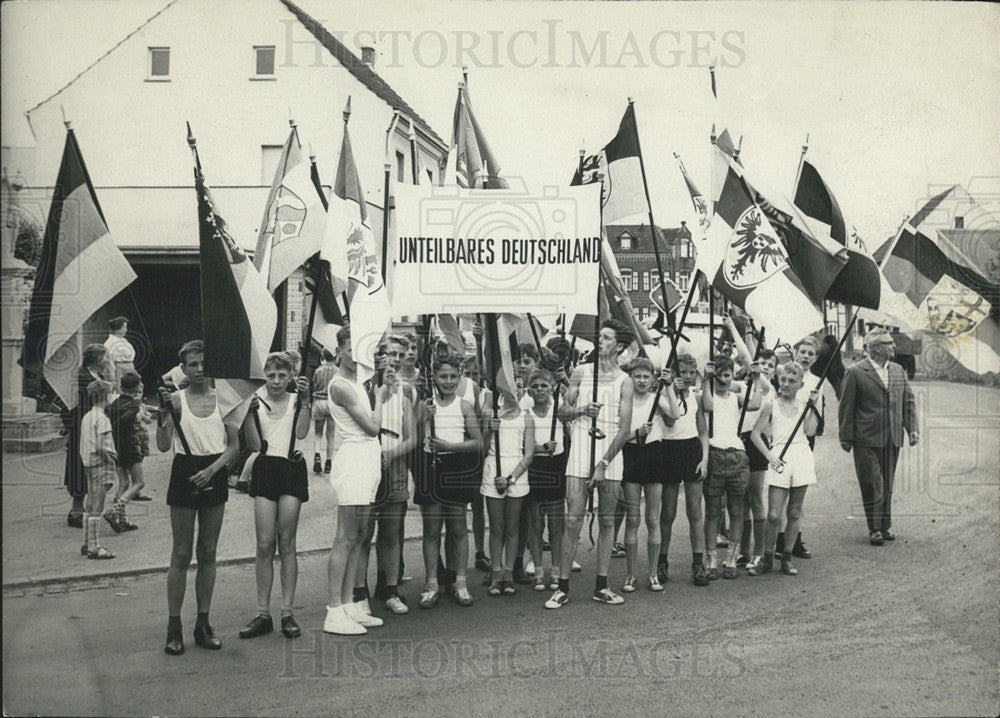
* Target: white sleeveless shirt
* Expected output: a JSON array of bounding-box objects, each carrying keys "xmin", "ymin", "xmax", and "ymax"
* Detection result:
[
  {"xmin": 257, "ymin": 395, "xmax": 296, "ymax": 457},
  {"xmin": 663, "ymin": 388, "xmax": 699, "ymax": 441},
  {"xmin": 174, "ymin": 389, "xmax": 226, "ymax": 456},
  {"xmin": 328, "ymin": 376, "xmax": 378, "ymax": 446},
  {"xmin": 530, "ymin": 401, "xmax": 564, "ymax": 455},
  {"xmin": 430, "ymin": 394, "xmax": 466, "ymax": 450},
  {"xmin": 769, "ymin": 397, "xmax": 809, "ymax": 448},
  {"xmin": 629, "ymin": 391, "xmax": 666, "ymax": 443},
  {"xmin": 709, "ymin": 389, "xmax": 743, "ymax": 450}
]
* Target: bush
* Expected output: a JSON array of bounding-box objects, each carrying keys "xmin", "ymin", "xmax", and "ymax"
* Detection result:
[{"xmin": 13, "ymin": 217, "xmax": 42, "ymax": 267}]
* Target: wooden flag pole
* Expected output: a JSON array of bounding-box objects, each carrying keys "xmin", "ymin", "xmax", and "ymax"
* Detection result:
[
  {"xmin": 736, "ymin": 322, "xmax": 764, "ymax": 435},
  {"xmin": 484, "ymin": 313, "xmax": 504, "ymax": 484},
  {"xmin": 708, "ymin": 280, "xmax": 715, "ymax": 439},
  {"xmin": 587, "ymin": 171, "xmax": 607, "ymax": 546},
  {"xmin": 645, "ymin": 271, "xmax": 701, "ymax": 424},
  {"xmin": 549, "ymin": 312, "xmax": 566, "ymax": 443},
  {"xmin": 776, "ymin": 307, "xmax": 859, "ymax": 463}
]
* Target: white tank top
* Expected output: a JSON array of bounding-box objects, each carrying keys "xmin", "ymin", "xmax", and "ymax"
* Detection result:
[
  {"xmin": 458, "ymin": 378, "xmax": 480, "ymax": 414},
  {"xmin": 432, "ymin": 394, "xmax": 466, "ymax": 448},
  {"xmin": 709, "ymin": 389, "xmax": 743, "ymax": 450},
  {"xmin": 629, "ymin": 391, "xmax": 665, "ymax": 443},
  {"xmin": 487, "ymin": 410, "xmax": 526, "ymax": 463},
  {"xmin": 381, "ymin": 387, "xmax": 405, "ymax": 452},
  {"xmin": 328, "ymin": 376, "xmax": 378, "ymax": 445},
  {"xmin": 530, "ymin": 401, "xmax": 564, "ymax": 455},
  {"xmin": 769, "ymin": 397, "xmax": 809, "ymax": 447},
  {"xmin": 257, "ymin": 395, "xmax": 296, "ymax": 457},
  {"xmin": 663, "ymin": 388, "xmax": 699, "ymax": 441},
  {"xmin": 571, "ymin": 363, "xmax": 627, "ymax": 438},
  {"xmin": 174, "ymin": 389, "xmax": 226, "ymax": 456}
]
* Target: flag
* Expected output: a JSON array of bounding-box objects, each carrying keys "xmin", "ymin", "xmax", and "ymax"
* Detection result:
[
  {"xmin": 21, "ymin": 127, "xmax": 136, "ymax": 408},
  {"xmin": 253, "ymin": 127, "xmax": 327, "ymax": 294},
  {"xmin": 676, "ymin": 153, "xmax": 710, "ymax": 232},
  {"xmin": 594, "ymin": 103, "xmax": 647, "ymax": 224},
  {"xmin": 483, "ymin": 313, "xmax": 520, "ymax": 405},
  {"xmin": 451, "ymin": 83, "xmax": 508, "ymax": 189},
  {"xmin": 303, "ymin": 151, "xmax": 346, "ymax": 352},
  {"xmin": 876, "ymin": 186, "xmax": 1000, "ymax": 374},
  {"xmin": 435, "ymin": 314, "xmax": 467, "ymax": 356},
  {"xmin": 323, "ymin": 105, "xmax": 392, "ymax": 376},
  {"xmin": 698, "ymin": 144, "xmax": 823, "ymax": 344},
  {"xmin": 190, "ymin": 125, "xmax": 276, "ymax": 426},
  {"xmin": 793, "ymin": 156, "xmax": 881, "ymax": 309}
]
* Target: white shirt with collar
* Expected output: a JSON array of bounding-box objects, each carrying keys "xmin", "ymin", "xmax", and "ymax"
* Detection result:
[{"xmin": 867, "ymin": 356, "xmax": 889, "ymax": 388}]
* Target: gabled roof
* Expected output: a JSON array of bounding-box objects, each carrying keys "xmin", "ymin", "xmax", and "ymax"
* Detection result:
[
  {"xmin": 280, "ymin": 0, "xmax": 447, "ymax": 150},
  {"xmin": 606, "ymin": 222, "xmax": 691, "ymax": 252}
]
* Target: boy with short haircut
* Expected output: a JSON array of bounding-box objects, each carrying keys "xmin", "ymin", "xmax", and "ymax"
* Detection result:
[
  {"xmin": 738, "ymin": 349, "xmax": 777, "ymax": 571},
  {"xmin": 106, "ymin": 371, "xmax": 149, "ymax": 533},
  {"xmin": 700, "ymin": 355, "xmax": 763, "ymax": 579},
  {"xmin": 311, "ymin": 349, "xmax": 338, "ymax": 475},
  {"xmin": 80, "ymin": 380, "xmax": 118, "ymax": 559}
]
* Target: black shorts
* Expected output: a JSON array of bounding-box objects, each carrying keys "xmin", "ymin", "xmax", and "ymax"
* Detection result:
[
  {"xmin": 661, "ymin": 437, "xmax": 702, "ymax": 485},
  {"xmin": 116, "ymin": 451, "xmax": 143, "ymax": 469},
  {"xmin": 528, "ymin": 452, "xmax": 568, "ymax": 502},
  {"xmin": 250, "ymin": 454, "xmax": 309, "ymax": 503},
  {"xmin": 167, "ymin": 453, "xmax": 229, "ymax": 509},
  {"xmin": 741, "ymin": 432, "xmax": 770, "ymax": 473},
  {"xmin": 413, "ymin": 450, "xmax": 481, "ymax": 508},
  {"xmin": 622, "ymin": 440, "xmax": 664, "ymax": 485}
]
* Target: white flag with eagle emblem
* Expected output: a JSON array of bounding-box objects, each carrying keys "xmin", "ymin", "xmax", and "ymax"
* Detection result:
[{"xmin": 697, "ymin": 144, "xmax": 823, "ymax": 344}]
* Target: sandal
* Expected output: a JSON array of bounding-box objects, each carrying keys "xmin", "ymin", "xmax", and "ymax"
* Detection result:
[
  {"xmin": 80, "ymin": 544, "xmax": 89, "ymax": 556},
  {"xmin": 87, "ymin": 546, "xmax": 116, "ymax": 560},
  {"xmin": 534, "ymin": 575, "xmax": 547, "ymax": 592},
  {"xmin": 502, "ymin": 580, "xmax": 517, "ymax": 596},
  {"xmin": 488, "ymin": 582, "xmax": 502, "ymax": 597}
]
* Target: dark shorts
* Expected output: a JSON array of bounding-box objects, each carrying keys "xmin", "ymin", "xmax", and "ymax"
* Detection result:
[
  {"xmin": 528, "ymin": 451, "xmax": 568, "ymax": 502},
  {"xmin": 116, "ymin": 449, "xmax": 143, "ymax": 469},
  {"xmin": 167, "ymin": 453, "xmax": 229, "ymax": 509},
  {"xmin": 661, "ymin": 437, "xmax": 703, "ymax": 485},
  {"xmin": 413, "ymin": 450, "xmax": 481, "ymax": 508},
  {"xmin": 622, "ymin": 440, "xmax": 664, "ymax": 485},
  {"xmin": 706, "ymin": 447, "xmax": 749, "ymax": 497},
  {"xmin": 372, "ymin": 498, "xmax": 408, "ymax": 520},
  {"xmin": 250, "ymin": 454, "xmax": 309, "ymax": 503},
  {"xmin": 740, "ymin": 432, "xmax": 770, "ymax": 473}
]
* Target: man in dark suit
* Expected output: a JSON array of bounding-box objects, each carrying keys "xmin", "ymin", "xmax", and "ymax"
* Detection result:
[{"xmin": 838, "ymin": 328, "xmax": 918, "ymax": 545}]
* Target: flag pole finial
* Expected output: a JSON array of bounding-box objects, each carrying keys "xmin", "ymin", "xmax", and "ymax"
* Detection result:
[
  {"xmin": 627, "ymin": 96, "xmax": 634, "ymax": 104},
  {"xmin": 803, "ymin": 132, "xmax": 810, "ymax": 152},
  {"xmin": 734, "ymin": 135, "xmax": 743, "ymax": 161},
  {"xmin": 308, "ymin": 143, "xmax": 315, "ymax": 161},
  {"xmin": 710, "ymin": 123, "xmax": 717, "ymax": 144},
  {"xmin": 289, "ymin": 107, "xmax": 297, "ymax": 129},
  {"xmin": 186, "ymin": 121, "xmax": 196, "ymax": 147},
  {"xmin": 343, "ymin": 96, "xmax": 352, "ymax": 124},
  {"xmin": 60, "ymin": 105, "xmax": 71, "ymax": 130}
]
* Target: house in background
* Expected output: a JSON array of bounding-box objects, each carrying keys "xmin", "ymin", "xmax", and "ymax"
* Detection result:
[
  {"xmin": 13, "ymin": 0, "xmax": 448, "ymax": 390},
  {"xmin": 606, "ymin": 221, "xmax": 695, "ymax": 321}
]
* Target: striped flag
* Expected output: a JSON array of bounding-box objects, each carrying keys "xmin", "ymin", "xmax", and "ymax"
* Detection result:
[
  {"xmin": 483, "ymin": 313, "xmax": 520, "ymax": 405},
  {"xmin": 323, "ymin": 103, "xmax": 391, "ymax": 377},
  {"xmin": 451, "ymin": 83, "xmax": 508, "ymax": 189},
  {"xmin": 190, "ymin": 125, "xmax": 276, "ymax": 426},
  {"xmin": 21, "ymin": 127, "xmax": 136, "ymax": 408},
  {"xmin": 303, "ymin": 154, "xmax": 347, "ymax": 352},
  {"xmin": 792, "ymin": 156, "xmax": 881, "ymax": 309},
  {"xmin": 876, "ymin": 186, "xmax": 1000, "ymax": 374},
  {"xmin": 254, "ymin": 127, "xmax": 327, "ymax": 294},
  {"xmin": 698, "ymin": 143, "xmax": 823, "ymax": 344}
]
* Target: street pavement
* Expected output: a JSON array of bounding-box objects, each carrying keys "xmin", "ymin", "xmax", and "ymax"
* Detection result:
[{"xmin": 2, "ymin": 380, "xmax": 998, "ymax": 717}]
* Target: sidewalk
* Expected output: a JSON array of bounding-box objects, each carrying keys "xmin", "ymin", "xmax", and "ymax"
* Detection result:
[{"xmin": 1, "ymin": 436, "xmax": 426, "ymax": 588}]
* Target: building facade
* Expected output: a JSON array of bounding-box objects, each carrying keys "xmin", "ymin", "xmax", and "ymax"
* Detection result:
[
  {"xmin": 9, "ymin": 0, "xmax": 449, "ymax": 389},
  {"xmin": 606, "ymin": 221, "xmax": 696, "ymax": 322}
]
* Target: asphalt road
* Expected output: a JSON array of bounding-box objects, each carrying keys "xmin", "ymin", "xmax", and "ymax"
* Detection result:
[{"xmin": 3, "ymin": 380, "xmax": 998, "ymax": 717}]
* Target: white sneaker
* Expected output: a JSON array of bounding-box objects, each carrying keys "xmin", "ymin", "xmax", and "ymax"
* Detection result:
[
  {"xmin": 358, "ymin": 598, "xmax": 373, "ymax": 615},
  {"xmin": 323, "ymin": 605, "xmax": 366, "ymax": 635},
  {"xmin": 345, "ymin": 601, "xmax": 384, "ymax": 627},
  {"xmin": 385, "ymin": 595, "xmax": 409, "ymax": 615},
  {"xmin": 525, "ymin": 559, "xmax": 536, "ymax": 577},
  {"xmin": 571, "ymin": 560, "xmax": 582, "ymax": 573},
  {"xmin": 545, "ymin": 590, "xmax": 569, "ymax": 609}
]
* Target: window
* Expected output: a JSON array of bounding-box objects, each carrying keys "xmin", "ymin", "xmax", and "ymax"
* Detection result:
[
  {"xmin": 648, "ymin": 270, "xmax": 657, "ymax": 291},
  {"xmin": 148, "ymin": 47, "xmax": 170, "ymax": 80},
  {"xmin": 619, "ymin": 232, "xmax": 633, "ymax": 251},
  {"xmin": 681, "ymin": 240, "xmax": 693, "ymax": 258},
  {"xmin": 954, "ymin": 216, "xmax": 964, "ymax": 229},
  {"xmin": 261, "ymin": 145, "xmax": 283, "ymax": 185},
  {"xmin": 678, "ymin": 273, "xmax": 689, "ymax": 291},
  {"xmin": 620, "ymin": 268, "xmax": 634, "ymax": 291},
  {"xmin": 253, "ymin": 46, "xmax": 276, "ymax": 78},
  {"xmin": 396, "ymin": 151, "xmax": 405, "ymax": 183}
]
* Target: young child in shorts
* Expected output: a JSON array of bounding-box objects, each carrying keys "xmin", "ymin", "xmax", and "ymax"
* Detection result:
[{"xmin": 80, "ymin": 379, "xmax": 118, "ymax": 559}]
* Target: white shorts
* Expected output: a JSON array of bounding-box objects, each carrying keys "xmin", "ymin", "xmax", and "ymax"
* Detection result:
[
  {"xmin": 329, "ymin": 440, "xmax": 381, "ymax": 505},
  {"xmin": 564, "ymin": 425, "xmax": 622, "ymax": 482},
  {"xmin": 481, "ymin": 454, "xmax": 529, "ymax": 499},
  {"xmin": 766, "ymin": 443, "xmax": 817, "ymax": 489}
]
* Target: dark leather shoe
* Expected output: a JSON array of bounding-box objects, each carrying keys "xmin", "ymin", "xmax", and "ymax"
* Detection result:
[
  {"xmin": 791, "ymin": 532, "xmax": 812, "ymax": 559},
  {"xmin": 869, "ymin": 530, "xmax": 885, "ymax": 546},
  {"xmin": 68, "ymin": 513, "xmax": 83, "ymax": 529},
  {"xmin": 165, "ymin": 629, "xmax": 185, "ymax": 655},
  {"xmin": 881, "ymin": 529, "xmax": 896, "ymax": 541},
  {"xmin": 239, "ymin": 614, "xmax": 273, "ymax": 639},
  {"xmin": 193, "ymin": 624, "xmax": 222, "ymax": 649},
  {"xmin": 281, "ymin": 615, "xmax": 301, "ymax": 639}
]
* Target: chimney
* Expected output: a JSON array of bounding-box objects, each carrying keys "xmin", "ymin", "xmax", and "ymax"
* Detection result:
[{"xmin": 361, "ymin": 46, "xmax": 376, "ymax": 69}]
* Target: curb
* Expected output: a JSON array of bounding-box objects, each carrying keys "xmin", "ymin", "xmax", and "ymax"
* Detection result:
[{"xmin": 3, "ymin": 534, "xmax": 426, "ymax": 592}]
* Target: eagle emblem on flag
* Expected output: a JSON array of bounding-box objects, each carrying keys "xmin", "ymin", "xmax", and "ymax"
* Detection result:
[{"xmin": 724, "ymin": 206, "xmax": 788, "ymax": 289}]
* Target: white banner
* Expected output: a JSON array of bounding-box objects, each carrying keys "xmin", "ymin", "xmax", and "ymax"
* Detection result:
[{"xmin": 391, "ymin": 183, "xmax": 602, "ymax": 316}]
